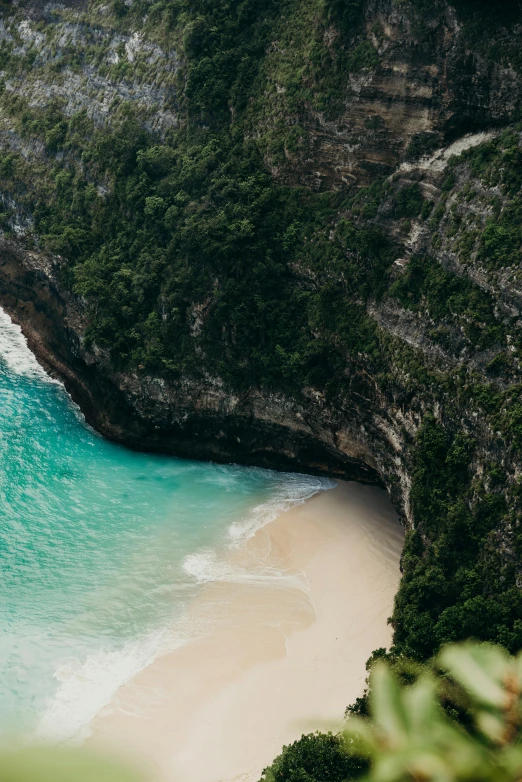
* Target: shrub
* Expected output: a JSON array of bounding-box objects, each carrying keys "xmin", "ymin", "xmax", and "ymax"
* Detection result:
[
  {"xmin": 260, "ymin": 732, "xmax": 369, "ymax": 782},
  {"xmin": 345, "ymin": 642, "xmax": 522, "ymax": 782}
]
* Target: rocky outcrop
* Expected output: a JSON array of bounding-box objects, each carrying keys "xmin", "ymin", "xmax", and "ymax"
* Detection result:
[
  {"xmin": 0, "ymin": 0, "xmax": 521, "ymax": 534},
  {"xmin": 0, "ymin": 3, "xmax": 179, "ymax": 137},
  {"xmin": 0, "ymin": 241, "xmax": 391, "ymax": 491},
  {"xmin": 1, "ymin": 121, "xmax": 520, "ymax": 528},
  {"xmin": 263, "ymin": 0, "xmax": 522, "ymax": 190}
]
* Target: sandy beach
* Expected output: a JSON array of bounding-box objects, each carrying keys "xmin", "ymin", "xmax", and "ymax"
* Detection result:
[{"xmin": 87, "ymin": 480, "xmax": 404, "ymax": 782}]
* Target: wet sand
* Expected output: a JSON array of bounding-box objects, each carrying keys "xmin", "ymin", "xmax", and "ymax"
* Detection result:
[{"xmin": 87, "ymin": 481, "xmax": 404, "ymax": 782}]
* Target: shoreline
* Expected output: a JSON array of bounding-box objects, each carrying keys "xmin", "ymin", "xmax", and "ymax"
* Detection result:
[
  {"xmin": 0, "ymin": 268, "xmax": 388, "ymax": 490},
  {"xmin": 87, "ymin": 481, "xmax": 404, "ymax": 782}
]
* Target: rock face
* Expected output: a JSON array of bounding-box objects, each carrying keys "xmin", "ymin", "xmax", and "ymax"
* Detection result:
[
  {"xmin": 0, "ymin": 240, "xmax": 386, "ymax": 489},
  {"xmin": 1, "ymin": 0, "xmax": 522, "ymax": 659},
  {"xmin": 257, "ymin": 0, "xmax": 522, "ymax": 190},
  {"xmin": 0, "ymin": 0, "xmax": 521, "ymax": 536},
  {"xmin": 0, "ymin": 1, "xmax": 179, "ymax": 152}
]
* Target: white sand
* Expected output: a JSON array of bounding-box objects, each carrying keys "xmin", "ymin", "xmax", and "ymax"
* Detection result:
[{"xmin": 87, "ymin": 481, "xmax": 404, "ymax": 782}]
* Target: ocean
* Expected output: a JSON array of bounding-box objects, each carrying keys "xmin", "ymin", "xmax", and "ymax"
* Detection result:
[{"xmin": 0, "ymin": 308, "xmax": 333, "ymax": 743}]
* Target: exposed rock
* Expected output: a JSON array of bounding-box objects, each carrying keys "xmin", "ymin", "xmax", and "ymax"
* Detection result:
[
  {"xmin": 269, "ymin": 0, "xmax": 522, "ymax": 190},
  {"xmin": 0, "ymin": 0, "xmax": 521, "ymax": 538},
  {"xmin": 0, "ymin": 241, "xmax": 393, "ymax": 498}
]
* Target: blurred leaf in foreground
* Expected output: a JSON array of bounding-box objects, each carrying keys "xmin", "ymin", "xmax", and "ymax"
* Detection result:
[
  {"xmin": 344, "ymin": 641, "xmax": 522, "ymax": 782},
  {"xmin": 0, "ymin": 746, "xmax": 143, "ymax": 782}
]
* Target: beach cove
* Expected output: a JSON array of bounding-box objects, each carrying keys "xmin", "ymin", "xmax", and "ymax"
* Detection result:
[
  {"xmin": 0, "ymin": 306, "xmax": 404, "ymax": 781},
  {"xmin": 0, "ymin": 308, "xmax": 332, "ymax": 741},
  {"xmin": 89, "ymin": 481, "xmax": 404, "ymax": 782}
]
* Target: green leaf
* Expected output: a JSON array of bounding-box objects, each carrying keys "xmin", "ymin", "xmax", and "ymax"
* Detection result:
[
  {"xmin": 498, "ymin": 745, "xmax": 522, "ymax": 778},
  {"xmin": 343, "ymin": 716, "xmax": 378, "ymax": 757},
  {"xmin": 370, "ymin": 663, "xmax": 410, "ymax": 748},
  {"xmin": 476, "ymin": 710, "xmax": 507, "ymax": 743},
  {"xmin": 373, "ymin": 747, "xmax": 452, "ymax": 782},
  {"xmin": 438, "ymin": 644, "xmax": 509, "ymax": 709},
  {"xmin": 0, "ymin": 747, "xmax": 142, "ymax": 782},
  {"xmin": 403, "ymin": 674, "xmax": 439, "ymax": 737}
]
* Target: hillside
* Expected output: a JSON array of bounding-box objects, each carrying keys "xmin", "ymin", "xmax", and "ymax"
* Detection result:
[{"xmin": 0, "ymin": 0, "xmax": 522, "ymax": 663}]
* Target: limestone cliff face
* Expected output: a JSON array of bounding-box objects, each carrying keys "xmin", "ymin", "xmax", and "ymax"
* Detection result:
[
  {"xmin": 0, "ymin": 0, "xmax": 518, "ymax": 192},
  {"xmin": 0, "ymin": 241, "xmax": 398, "ymax": 501},
  {"xmin": 254, "ymin": 0, "xmax": 522, "ymax": 190},
  {"xmin": 0, "ymin": 0, "xmax": 521, "ymax": 537},
  {"xmin": 0, "ymin": 1, "xmax": 179, "ymax": 139}
]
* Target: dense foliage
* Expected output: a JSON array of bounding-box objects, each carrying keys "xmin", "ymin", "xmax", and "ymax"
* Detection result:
[
  {"xmin": 392, "ymin": 418, "xmax": 522, "ymax": 660},
  {"xmin": 260, "ymin": 732, "xmax": 368, "ymax": 782},
  {"xmin": 262, "ymin": 642, "xmax": 522, "ymax": 782},
  {"xmin": 345, "ymin": 642, "xmax": 522, "ymax": 782},
  {"xmin": 0, "ymin": 0, "xmax": 522, "ymax": 740}
]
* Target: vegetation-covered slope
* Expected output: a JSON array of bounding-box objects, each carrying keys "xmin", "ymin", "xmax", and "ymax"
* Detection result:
[{"xmin": 1, "ymin": 0, "xmax": 522, "ymax": 673}]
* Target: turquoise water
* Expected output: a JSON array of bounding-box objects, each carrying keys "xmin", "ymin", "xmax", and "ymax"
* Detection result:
[{"xmin": 0, "ymin": 309, "xmax": 331, "ymax": 742}]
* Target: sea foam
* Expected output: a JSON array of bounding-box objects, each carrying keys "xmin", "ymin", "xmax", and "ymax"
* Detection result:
[
  {"xmin": 183, "ymin": 473, "xmax": 335, "ymax": 585},
  {"xmin": 0, "ymin": 307, "xmax": 92, "ymax": 430},
  {"xmin": 0, "ymin": 308, "xmax": 336, "ymax": 745},
  {"xmin": 227, "ymin": 473, "xmax": 336, "ymax": 543},
  {"xmin": 35, "ymin": 629, "xmax": 167, "ymax": 744},
  {"xmin": 182, "ymin": 548, "xmax": 309, "ymax": 591},
  {"xmin": 0, "ymin": 308, "xmax": 52, "ymax": 380},
  {"xmin": 37, "ymin": 475, "xmax": 333, "ymax": 744}
]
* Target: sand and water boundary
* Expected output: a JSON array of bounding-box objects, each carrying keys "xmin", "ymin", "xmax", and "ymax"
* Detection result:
[{"xmin": 87, "ymin": 481, "xmax": 404, "ymax": 782}]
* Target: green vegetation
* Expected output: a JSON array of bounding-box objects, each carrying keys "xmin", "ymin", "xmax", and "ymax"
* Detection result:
[
  {"xmin": 392, "ymin": 418, "xmax": 522, "ymax": 661},
  {"xmin": 260, "ymin": 732, "xmax": 368, "ymax": 782},
  {"xmin": 389, "ymin": 255, "xmax": 506, "ymax": 351},
  {"xmin": 0, "ymin": 6, "xmax": 522, "ymax": 776},
  {"xmin": 0, "ymin": 0, "xmax": 388, "ymax": 386},
  {"xmin": 346, "ymin": 642, "xmax": 522, "ymax": 782},
  {"xmin": 442, "ymin": 129, "xmax": 522, "ymax": 271},
  {"xmin": 262, "ymin": 642, "xmax": 522, "ymax": 782},
  {"xmin": 0, "ymin": 0, "xmax": 516, "ymax": 664},
  {"xmin": 391, "ymin": 184, "xmax": 427, "ymax": 220}
]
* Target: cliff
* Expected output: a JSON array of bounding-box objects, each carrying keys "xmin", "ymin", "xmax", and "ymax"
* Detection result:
[
  {"xmin": 0, "ymin": 0, "xmax": 522, "ymax": 659},
  {"xmin": 0, "ymin": 239, "xmax": 382, "ymax": 485}
]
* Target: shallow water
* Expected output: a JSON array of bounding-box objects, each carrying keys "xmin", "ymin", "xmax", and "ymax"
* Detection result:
[{"xmin": 0, "ymin": 308, "xmax": 332, "ymax": 742}]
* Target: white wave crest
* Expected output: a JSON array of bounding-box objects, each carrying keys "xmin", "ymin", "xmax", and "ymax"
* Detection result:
[
  {"xmin": 228, "ymin": 473, "xmax": 336, "ymax": 543},
  {"xmin": 35, "ymin": 629, "xmax": 167, "ymax": 744},
  {"xmin": 182, "ymin": 549, "xmax": 309, "ymax": 591},
  {"xmin": 36, "ymin": 474, "xmax": 332, "ymax": 743},
  {"xmin": 183, "ymin": 473, "xmax": 335, "ymax": 587},
  {"xmin": 183, "ymin": 549, "xmax": 224, "ymax": 583},
  {"xmin": 0, "ymin": 308, "xmax": 53, "ymax": 381},
  {"xmin": 24, "ymin": 364, "xmax": 333, "ymax": 743}
]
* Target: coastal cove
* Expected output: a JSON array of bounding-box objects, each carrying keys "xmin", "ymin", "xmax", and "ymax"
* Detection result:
[
  {"xmin": 0, "ymin": 0, "xmax": 521, "ymax": 779},
  {"xmin": 0, "ymin": 305, "xmax": 404, "ymax": 781},
  {"xmin": 88, "ymin": 482, "xmax": 404, "ymax": 782},
  {"xmin": 0, "ymin": 307, "xmax": 332, "ymax": 741}
]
